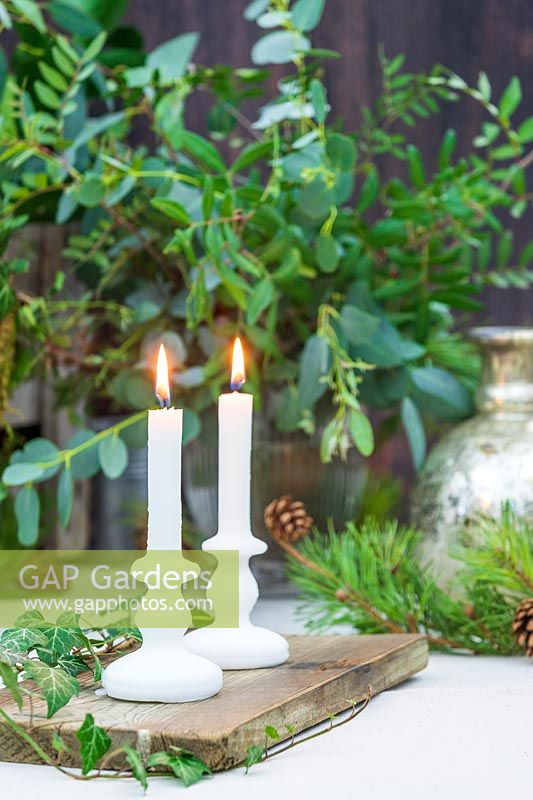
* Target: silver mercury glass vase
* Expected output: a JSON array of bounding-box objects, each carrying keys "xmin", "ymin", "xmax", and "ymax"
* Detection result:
[{"xmin": 411, "ymin": 326, "xmax": 533, "ymax": 584}]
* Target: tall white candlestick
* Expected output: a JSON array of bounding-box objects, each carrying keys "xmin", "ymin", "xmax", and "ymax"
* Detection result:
[
  {"xmin": 103, "ymin": 344, "xmax": 222, "ymax": 702},
  {"xmin": 187, "ymin": 337, "xmax": 289, "ymax": 669}
]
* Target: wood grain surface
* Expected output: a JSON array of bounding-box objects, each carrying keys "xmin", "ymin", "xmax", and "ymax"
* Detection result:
[{"xmin": 0, "ymin": 633, "xmax": 428, "ymax": 771}]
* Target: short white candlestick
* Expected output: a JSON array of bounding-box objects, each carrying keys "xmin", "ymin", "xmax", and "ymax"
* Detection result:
[
  {"xmin": 186, "ymin": 385, "xmax": 289, "ymax": 669},
  {"xmin": 103, "ymin": 401, "xmax": 223, "ymax": 702}
]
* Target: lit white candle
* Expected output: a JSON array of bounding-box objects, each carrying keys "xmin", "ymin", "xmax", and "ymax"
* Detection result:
[
  {"xmin": 147, "ymin": 343, "xmax": 182, "ymax": 551},
  {"xmin": 186, "ymin": 337, "xmax": 289, "ymax": 669},
  {"xmin": 218, "ymin": 337, "xmax": 253, "ymax": 536},
  {"xmin": 103, "ymin": 342, "xmax": 223, "ymax": 702}
]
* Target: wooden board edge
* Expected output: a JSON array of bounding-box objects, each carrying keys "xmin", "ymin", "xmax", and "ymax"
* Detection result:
[{"xmin": 0, "ymin": 635, "xmax": 429, "ymax": 772}]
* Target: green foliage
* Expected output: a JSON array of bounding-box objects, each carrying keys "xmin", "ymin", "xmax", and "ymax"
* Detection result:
[
  {"xmin": 287, "ymin": 506, "xmax": 532, "ymax": 654},
  {"xmin": 76, "ymin": 713, "xmax": 111, "ymax": 774},
  {"xmin": 0, "ymin": 1, "xmax": 532, "ymax": 542},
  {"xmin": 24, "ymin": 658, "xmax": 80, "ymax": 717}
]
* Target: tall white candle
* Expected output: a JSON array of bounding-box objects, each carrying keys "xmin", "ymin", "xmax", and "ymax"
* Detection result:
[
  {"xmin": 218, "ymin": 336, "xmax": 252, "ymax": 534},
  {"xmin": 147, "ymin": 344, "xmax": 182, "ymax": 551}
]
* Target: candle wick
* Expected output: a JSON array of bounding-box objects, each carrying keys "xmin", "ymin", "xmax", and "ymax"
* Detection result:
[{"xmin": 156, "ymin": 394, "xmax": 171, "ymax": 409}]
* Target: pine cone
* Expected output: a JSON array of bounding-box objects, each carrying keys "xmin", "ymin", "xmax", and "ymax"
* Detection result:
[
  {"xmin": 512, "ymin": 598, "xmax": 533, "ymax": 657},
  {"xmin": 264, "ymin": 495, "xmax": 313, "ymax": 543}
]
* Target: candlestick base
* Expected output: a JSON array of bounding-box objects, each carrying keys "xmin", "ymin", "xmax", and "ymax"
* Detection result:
[
  {"xmin": 186, "ymin": 623, "xmax": 289, "ymax": 670},
  {"xmin": 103, "ymin": 630, "xmax": 222, "ymax": 703}
]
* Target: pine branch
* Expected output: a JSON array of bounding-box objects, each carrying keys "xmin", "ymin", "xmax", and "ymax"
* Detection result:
[{"xmin": 286, "ymin": 514, "xmax": 529, "ymax": 655}]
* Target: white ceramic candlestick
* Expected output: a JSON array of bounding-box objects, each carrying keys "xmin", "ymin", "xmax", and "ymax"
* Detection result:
[
  {"xmin": 103, "ymin": 346, "xmax": 222, "ymax": 702},
  {"xmin": 187, "ymin": 339, "xmax": 289, "ymax": 669}
]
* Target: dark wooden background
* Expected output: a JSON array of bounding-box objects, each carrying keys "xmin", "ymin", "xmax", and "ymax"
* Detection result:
[{"xmin": 125, "ymin": 0, "xmax": 533, "ymax": 325}]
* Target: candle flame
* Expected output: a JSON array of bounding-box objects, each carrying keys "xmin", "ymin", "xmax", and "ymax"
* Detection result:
[
  {"xmin": 230, "ymin": 337, "xmax": 246, "ymax": 391},
  {"xmin": 155, "ymin": 343, "xmax": 171, "ymax": 408}
]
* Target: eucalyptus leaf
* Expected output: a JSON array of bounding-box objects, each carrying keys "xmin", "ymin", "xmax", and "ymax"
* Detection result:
[
  {"xmin": 291, "ymin": 0, "xmax": 325, "ymax": 31},
  {"xmin": 98, "ymin": 435, "xmax": 128, "ymax": 480},
  {"xmin": 68, "ymin": 430, "xmax": 100, "ymax": 480},
  {"xmin": 251, "ymin": 31, "xmax": 310, "ymax": 65},
  {"xmin": 298, "ymin": 335, "xmax": 329, "ymax": 408},
  {"xmin": 57, "ymin": 468, "xmax": 74, "ymax": 528},
  {"xmin": 401, "ymin": 396, "xmax": 426, "ymax": 470}
]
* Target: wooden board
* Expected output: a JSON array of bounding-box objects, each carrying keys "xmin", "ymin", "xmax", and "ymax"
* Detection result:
[{"xmin": 0, "ymin": 634, "xmax": 428, "ymax": 771}]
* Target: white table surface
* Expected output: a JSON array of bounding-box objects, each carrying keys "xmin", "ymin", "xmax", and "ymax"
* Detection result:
[{"xmin": 1, "ymin": 598, "xmax": 531, "ymax": 799}]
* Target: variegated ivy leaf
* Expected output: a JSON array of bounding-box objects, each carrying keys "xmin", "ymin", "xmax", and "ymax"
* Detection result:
[
  {"xmin": 0, "ymin": 627, "xmax": 48, "ymax": 655},
  {"xmin": 24, "ymin": 659, "xmax": 79, "ymax": 718},
  {"xmin": 0, "ymin": 661, "xmax": 23, "ymax": 711}
]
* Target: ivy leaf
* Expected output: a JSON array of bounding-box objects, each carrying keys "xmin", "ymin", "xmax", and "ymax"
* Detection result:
[
  {"xmin": 243, "ymin": 744, "xmax": 264, "ymax": 773},
  {"xmin": 246, "ymin": 278, "xmax": 274, "ymax": 324},
  {"xmin": 43, "ymin": 626, "xmax": 88, "ymax": 659},
  {"xmin": 400, "ymin": 396, "xmax": 426, "ymax": 470},
  {"xmin": 349, "ymin": 410, "xmax": 374, "ymax": 457},
  {"xmin": 98, "ymin": 435, "xmax": 129, "ymax": 480},
  {"xmin": 264, "ymin": 724, "xmax": 280, "ymax": 740},
  {"xmin": 123, "ymin": 744, "xmax": 147, "ymax": 790},
  {"xmin": 15, "ymin": 486, "xmax": 40, "ymax": 546},
  {"xmin": 76, "ymin": 713, "xmax": 112, "ymax": 774},
  {"xmin": 57, "ymin": 468, "xmax": 74, "ymax": 528},
  {"xmin": 0, "ymin": 661, "xmax": 23, "ymax": 711},
  {"xmin": 146, "ymin": 748, "xmax": 211, "ymax": 787},
  {"xmin": 1, "ymin": 626, "xmax": 48, "ymax": 656},
  {"xmin": 24, "ymin": 660, "xmax": 80, "ymax": 718}
]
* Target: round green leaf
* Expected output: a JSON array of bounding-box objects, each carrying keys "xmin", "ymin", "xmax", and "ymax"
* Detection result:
[
  {"xmin": 98, "ymin": 435, "xmax": 129, "ymax": 479},
  {"xmin": 13, "ymin": 438, "xmax": 61, "ymax": 481},
  {"xmin": 349, "ymin": 410, "xmax": 375, "ymax": 457},
  {"xmin": 315, "ymin": 235, "xmax": 340, "ymax": 273},
  {"xmin": 68, "ymin": 429, "xmax": 100, "ymax": 479},
  {"xmin": 77, "ymin": 177, "xmax": 105, "ymax": 208},
  {"xmin": 3, "ymin": 463, "xmax": 45, "ymax": 486},
  {"xmin": 251, "ymin": 31, "xmax": 310, "ymax": 65}
]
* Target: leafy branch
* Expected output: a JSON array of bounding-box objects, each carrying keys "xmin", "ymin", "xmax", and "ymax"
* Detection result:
[{"xmin": 283, "ymin": 506, "xmax": 531, "ymax": 655}]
